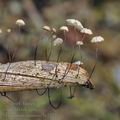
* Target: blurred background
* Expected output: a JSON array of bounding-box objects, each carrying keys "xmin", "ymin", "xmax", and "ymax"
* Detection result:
[{"xmin": 0, "ymin": 0, "xmax": 120, "ymax": 120}]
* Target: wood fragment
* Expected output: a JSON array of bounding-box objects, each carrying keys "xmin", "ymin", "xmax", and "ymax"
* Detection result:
[{"xmin": 0, "ymin": 60, "xmax": 93, "ymax": 92}]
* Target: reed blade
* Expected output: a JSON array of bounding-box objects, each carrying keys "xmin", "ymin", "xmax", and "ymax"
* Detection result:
[{"xmin": 0, "ymin": 60, "xmax": 93, "ymax": 92}]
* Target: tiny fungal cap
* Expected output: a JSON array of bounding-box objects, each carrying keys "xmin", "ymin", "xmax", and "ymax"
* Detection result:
[
  {"xmin": 53, "ymin": 38, "xmax": 63, "ymax": 46},
  {"xmin": 74, "ymin": 61, "xmax": 83, "ymax": 65},
  {"xmin": 7, "ymin": 29, "xmax": 11, "ymax": 33},
  {"xmin": 91, "ymin": 36, "xmax": 104, "ymax": 43},
  {"xmin": 75, "ymin": 19, "xmax": 84, "ymax": 30},
  {"xmin": 60, "ymin": 26, "xmax": 69, "ymax": 32},
  {"xmin": 66, "ymin": 19, "xmax": 83, "ymax": 30},
  {"xmin": 66, "ymin": 19, "xmax": 75, "ymax": 25},
  {"xmin": 0, "ymin": 29, "xmax": 2, "ymax": 34},
  {"xmin": 81, "ymin": 28, "xmax": 93, "ymax": 35},
  {"xmin": 42, "ymin": 26, "xmax": 51, "ymax": 31},
  {"xmin": 76, "ymin": 41, "xmax": 84, "ymax": 46},
  {"xmin": 52, "ymin": 34, "xmax": 57, "ymax": 39},
  {"xmin": 16, "ymin": 19, "xmax": 25, "ymax": 26},
  {"xmin": 52, "ymin": 28, "xmax": 57, "ymax": 33}
]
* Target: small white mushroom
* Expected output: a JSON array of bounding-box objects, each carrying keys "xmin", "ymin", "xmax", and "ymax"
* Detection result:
[
  {"xmin": 52, "ymin": 28, "xmax": 57, "ymax": 33},
  {"xmin": 42, "ymin": 26, "xmax": 51, "ymax": 31},
  {"xmin": 76, "ymin": 41, "xmax": 84, "ymax": 46},
  {"xmin": 74, "ymin": 20, "xmax": 84, "ymax": 30},
  {"xmin": 66, "ymin": 19, "xmax": 76, "ymax": 26},
  {"xmin": 74, "ymin": 60, "xmax": 83, "ymax": 65},
  {"xmin": 0, "ymin": 29, "xmax": 2, "ymax": 34},
  {"xmin": 53, "ymin": 38, "xmax": 63, "ymax": 46},
  {"xmin": 52, "ymin": 34, "xmax": 57, "ymax": 39},
  {"xmin": 60, "ymin": 26, "xmax": 69, "ymax": 32},
  {"xmin": 7, "ymin": 28, "xmax": 11, "ymax": 33},
  {"xmin": 91, "ymin": 36, "xmax": 104, "ymax": 43},
  {"xmin": 66, "ymin": 19, "xmax": 83, "ymax": 30},
  {"xmin": 16, "ymin": 19, "xmax": 25, "ymax": 26},
  {"xmin": 81, "ymin": 28, "xmax": 93, "ymax": 35}
]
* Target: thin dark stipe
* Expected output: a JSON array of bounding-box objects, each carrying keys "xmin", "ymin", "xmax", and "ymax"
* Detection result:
[
  {"xmin": 59, "ymin": 53, "xmax": 75, "ymax": 83},
  {"xmin": 88, "ymin": 46, "xmax": 98, "ymax": 81},
  {"xmin": 46, "ymin": 33, "xmax": 54, "ymax": 61},
  {"xmin": 47, "ymin": 87, "xmax": 62, "ymax": 109},
  {"xmin": 45, "ymin": 48, "xmax": 48, "ymax": 61},
  {"xmin": 47, "ymin": 40, "xmax": 53, "ymax": 61},
  {"xmin": 0, "ymin": 92, "xmax": 15, "ymax": 102},
  {"xmin": 76, "ymin": 64, "xmax": 80, "ymax": 78},
  {"xmin": 88, "ymin": 62, "xmax": 97, "ymax": 81},
  {"xmin": 3, "ymin": 47, "xmax": 15, "ymax": 81},
  {"xmin": 82, "ymin": 80, "xmax": 94, "ymax": 89},
  {"xmin": 76, "ymin": 45, "xmax": 83, "ymax": 77},
  {"xmin": 67, "ymin": 86, "xmax": 76, "ymax": 99},
  {"xmin": 84, "ymin": 46, "xmax": 98, "ymax": 89},
  {"xmin": 36, "ymin": 88, "xmax": 47, "ymax": 96},
  {"xmin": 53, "ymin": 46, "xmax": 63, "ymax": 79},
  {"xmin": 3, "ymin": 63, "xmax": 11, "ymax": 81},
  {"xmin": 57, "ymin": 46, "xmax": 62, "ymax": 62},
  {"xmin": 44, "ymin": 43, "xmax": 63, "ymax": 87},
  {"xmin": 34, "ymin": 44, "xmax": 38, "ymax": 66}
]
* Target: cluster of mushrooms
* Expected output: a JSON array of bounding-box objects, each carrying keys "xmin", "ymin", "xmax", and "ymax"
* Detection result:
[
  {"xmin": 0, "ymin": 19, "xmax": 104, "ymax": 109},
  {"xmin": 43, "ymin": 19, "xmax": 104, "ymax": 46},
  {"xmin": 42, "ymin": 19, "xmax": 104, "ymax": 67}
]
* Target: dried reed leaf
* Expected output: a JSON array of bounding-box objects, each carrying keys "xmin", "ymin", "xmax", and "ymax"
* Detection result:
[{"xmin": 0, "ymin": 60, "xmax": 93, "ymax": 92}]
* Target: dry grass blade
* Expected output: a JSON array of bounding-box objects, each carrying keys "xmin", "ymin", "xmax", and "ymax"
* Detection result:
[{"xmin": 0, "ymin": 60, "xmax": 94, "ymax": 92}]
